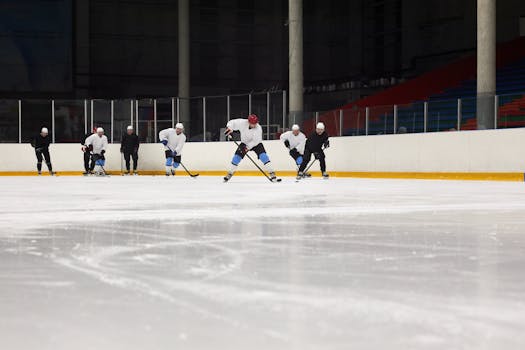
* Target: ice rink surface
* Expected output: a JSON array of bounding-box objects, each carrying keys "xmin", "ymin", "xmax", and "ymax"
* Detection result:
[{"xmin": 1, "ymin": 175, "xmax": 525, "ymax": 350}]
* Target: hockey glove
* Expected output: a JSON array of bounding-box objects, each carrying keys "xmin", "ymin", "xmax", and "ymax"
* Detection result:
[
  {"xmin": 101, "ymin": 150, "xmax": 106, "ymax": 155},
  {"xmin": 323, "ymin": 140, "xmax": 330, "ymax": 149},
  {"xmin": 238, "ymin": 144, "xmax": 248, "ymax": 155},
  {"xmin": 161, "ymin": 139, "xmax": 168, "ymax": 146},
  {"xmin": 284, "ymin": 140, "xmax": 290, "ymax": 148}
]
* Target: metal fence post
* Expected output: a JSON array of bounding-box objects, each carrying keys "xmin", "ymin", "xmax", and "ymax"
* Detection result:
[
  {"xmin": 51, "ymin": 100, "xmax": 55, "ymax": 143},
  {"xmin": 393, "ymin": 104, "xmax": 398, "ymax": 134},
  {"xmin": 18, "ymin": 100, "xmax": 22, "ymax": 143},
  {"xmin": 315, "ymin": 111, "xmax": 319, "ymax": 124},
  {"xmin": 365, "ymin": 107, "xmax": 369, "ymax": 136},
  {"xmin": 90, "ymin": 100, "xmax": 94, "ymax": 131},
  {"xmin": 171, "ymin": 97, "xmax": 175, "ymax": 128},
  {"xmin": 339, "ymin": 109, "xmax": 343, "ymax": 136},
  {"xmin": 135, "ymin": 100, "xmax": 139, "ymax": 134},
  {"xmin": 248, "ymin": 93, "xmax": 252, "ymax": 114},
  {"xmin": 283, "ymin": 90, "xmax": 287, "ymax": 130},
  {"xmin": 176, "ymin": 97, "xmax": 180, "ymax": 123},
  {"xmin": 153, "ymin": 99, "xmax": 157, "ymax": 143},
  {"xmin": 457, "ymin": 98, "xmax": 462, "ymax": 131},
  {"xmin": 110, "ymin": 100, "xmax": 114, "ymax": 143},
  {"xmin": 423, "ymin": 101, "xmax": 428, "ymax": 133},
  {"xmin": 203, "ymin": 97, "xmax": 206, "ymax": 142},
  {"xmin": 227, "ymin": 95, "xmax": 230, "ymax": 124},
  {"xmin": 130, "ymin": 99, "xmax": 133, "ymax": 127},
  {"xmin": 494, "ymin": 95, "xmax": 499, "ymax": 129},
  {"xmin": 84, "ymin": 100, "xmax": 88, "ymax": 133},
  {"xmin": 266, "ymin": 92, "xmax": 270, "ymax": 140}
]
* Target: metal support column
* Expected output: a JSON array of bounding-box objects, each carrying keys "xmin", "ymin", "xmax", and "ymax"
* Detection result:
[{"xmin": 248, "ymin": 94, "xmax": 252, "ymax": 114}]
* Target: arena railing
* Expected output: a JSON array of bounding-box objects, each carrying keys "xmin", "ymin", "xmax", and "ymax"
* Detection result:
[{"xmin": 1, "ymin": 91, "xmax": 524, "ymax": 143}]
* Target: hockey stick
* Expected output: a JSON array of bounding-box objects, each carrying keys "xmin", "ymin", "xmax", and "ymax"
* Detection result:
[
  {"xmin": 90, "ymin": 152, "xmax": 109, "ymax": 176},
  {"xmin": 231, "ymin": 138, "xmax": 280, "ymax": 182},
  {"xmin": 180, "ymin": 162, "xmax": 199, "ymax": 178},
  {"xmin": 303, "ymin": 158, "xmax": 318, "ymax": 174},
  {"xmin": 120, "ymin": 152, "xmax": 124, "ymax": 175},
  {"xmin": 303, "ymin": 146, "xmax": 327, "ymax": 174}
]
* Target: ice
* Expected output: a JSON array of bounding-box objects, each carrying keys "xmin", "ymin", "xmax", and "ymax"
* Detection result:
[{"xmin": 1, "ymin": 175, "xmax": 525, "ymax": 350}]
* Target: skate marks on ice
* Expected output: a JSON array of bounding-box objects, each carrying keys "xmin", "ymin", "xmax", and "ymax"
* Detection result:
[{"xmin": 1, "ymin": 177, "xmax": 525, "ymax": 349}]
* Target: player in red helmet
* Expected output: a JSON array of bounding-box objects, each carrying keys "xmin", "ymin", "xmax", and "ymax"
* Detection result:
[{"xmin": 223, "ymin": 114, "xmax": 278, "ymax": 182}]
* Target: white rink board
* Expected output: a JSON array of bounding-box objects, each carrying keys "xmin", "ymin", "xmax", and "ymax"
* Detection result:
[
  {"xmin": 0, "ymin": 176, "xmax": 525, "ymax": 350},
  {"xmin": 1, "ymin": 128, "xmax": 525, "ymax": 172}
]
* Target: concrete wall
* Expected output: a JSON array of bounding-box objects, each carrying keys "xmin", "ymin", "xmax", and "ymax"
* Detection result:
[{"xmin": 1, "ymin": 129, "xmax": 524, "ymax": 174}]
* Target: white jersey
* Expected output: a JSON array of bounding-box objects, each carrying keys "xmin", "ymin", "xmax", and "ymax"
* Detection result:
[
  {"xmin": 85, "ymin": 134, "xmax": 108, "ymax": 154},
  {"xmin": 226, "ymin": 118, "xmax": 263, "ymax": 150},
  {"xmin": 279, "ymin": 130, "xmax": 306, "ymax": 154},
  {"xmin": 159, "ymin": 128, "xmax": 186, "ymax": 155}
]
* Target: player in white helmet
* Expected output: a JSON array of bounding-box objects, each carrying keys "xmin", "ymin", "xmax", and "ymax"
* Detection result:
[
  {"xmin": 280, "ymin": 124, "xmax": 310, "ymax": 176},
  {"xmin": 120, "ymin": 125, "xmax": 140, "ymax": 175},
  {"xmin": 84, "ymin": 127, "xmax": 109, "ymax": 176},
  {"xmin": 297, "ymin": 122, "xmax": 330, "ymax": 180},
  {"xmin": 223, "ymin": 114, "xmax": 278, "ymax": 182},
  {"xmin": 159, "ymin": 123, "xmax": 186, "ymax": 176},
  {"xmin": 30, "ymin": 127, "xmax": 54, "ymax": 175}
]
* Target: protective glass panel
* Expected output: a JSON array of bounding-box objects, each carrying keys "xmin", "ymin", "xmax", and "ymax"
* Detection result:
[
  {"xmin": 21, "ymin": 100, "xmax": 52, "ymax": 142},
  {"xmin": 0, "ymin": 100, "xmax": 20, "ymax": 143},
  {"xmin": 54, "ymin": 99, "xmax": 85, "ymax": 143}
]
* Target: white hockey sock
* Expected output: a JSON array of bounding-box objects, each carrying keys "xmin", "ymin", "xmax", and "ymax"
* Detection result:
[
  {"xmin": 264, "ymin": 162, "xmax": 274, "ymax": 174},
  {"xmin": 229, "ymin": 163, "xmax": 238, "ymax": 174}
]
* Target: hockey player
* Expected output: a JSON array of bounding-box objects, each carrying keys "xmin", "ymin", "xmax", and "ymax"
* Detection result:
[
  {"xmin": 31, "ymin": 127, "xmax": 54, "ymax": 175},
  {"xmin": 279, "ymin": 124, "xmax": 310, "ymax": 176},
  {"xmin": 297, "ymin": 122, "xmax": 330, "ymax": 180},
  {"xmin": 120, "ymin": 125, "xmax": 140, "ymax": 175},
  {"xmin": 223, "ymin": 114, "xmax": 277, "ymax": 182},
  {"xmin": 81, "ymin": 127, "xmax": 96, "ymax": 175},
  {"xmin": 159, "ymin": 123, "xmax": 186, "ymax": 176},
  {"xmin": 85, "ymin": 127, "xmax": 108, "ymax": 176}
]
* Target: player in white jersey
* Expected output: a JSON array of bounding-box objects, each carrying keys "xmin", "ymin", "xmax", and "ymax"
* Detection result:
[
  {"xmin": 223, "ymin": 114, "xmax": 277, "ymax": 182},
  {"xmin": 159, "ymin": 123, "xmax": 186, "ymax": 176},
  {"xmin": 280, "ymin": 124, "xmax": 307, "ymax": 167},
  {"xmin": 84, "ymin": 127, "xmax": 108, "ymax": 176}
]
